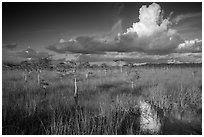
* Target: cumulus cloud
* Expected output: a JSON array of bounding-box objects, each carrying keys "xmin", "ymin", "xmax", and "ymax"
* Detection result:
[
  {"xmin": 123, "ymin": 3, "xmax": 184, "ymax": 54},
  {"xmin": 125, "ymin": 3, "xmax": 170, "ymax": 37},
  {"xmin": 47, "ymin": 3, "xmax": 186, "ymax": 55},
  {"xmin": 3, "ymin": 43, "xmax": 17, "ymax": 50},
  {"xmin": 59, "ymin": 39, "xmax": 67, "ymax": 43},
  {"xmin": 175, "ymin": 39, "xmax": 202, "ymax": 53}
]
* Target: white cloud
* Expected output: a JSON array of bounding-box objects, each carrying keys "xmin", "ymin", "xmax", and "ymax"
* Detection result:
[
  {"xmin": 59, "ymin": 39, "xmax": 67, "ymax": 43},
  {"xmin": 124, "ymin": 3, "xmax": 172, "ymax": 38},
  {"xmin": 68, "ymin": 38, "xmax": 77, "ymax": 42},
  {"xmin": 122, "ymin": 3, "xmax": 183, "ymax": 54},
  {"xmin": 176, "ymin": 39, "xmax": 202, "ymax": 53}
]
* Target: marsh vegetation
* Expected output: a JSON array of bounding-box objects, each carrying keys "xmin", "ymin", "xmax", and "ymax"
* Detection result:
[{"xmin": 2, "ymin": 66, "xmax": 202, "ymax": 135}]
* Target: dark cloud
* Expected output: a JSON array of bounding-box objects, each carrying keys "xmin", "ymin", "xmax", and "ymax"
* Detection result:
[
  {"xmin": 46, "ymin": 35, "xmax": 123, "ymax": 54},
  {"xmin": 17, "ymin": 47, "xmax": 51, "ymax": 59},
  {"xmin": 47, "ymin": 36, "xmax": 107, "ymax": 54},
  {"xmin": 187, "ymin": 53, "xmax": 202, "ymax": 58},
  {"xmin": 2, "ymin": 44, "xmax": 51, "ymax": 63},
  {"xmin": 170, "ymin": 53, "xmax": 202, "ymax": 63},
  {"xmin": 3, "ymin": 43, "xmax": 17, "ymax": 50},
  {"xmin": 120, "ymin": 31, "xmax": 184, "ymax": 55},
  {"xmin": 46, "ymin": 30, "xmax": 184, "ymax": 55},
  {"xmin": 77, "ymin": 51, "xmax": 202, "ymax": 64}
]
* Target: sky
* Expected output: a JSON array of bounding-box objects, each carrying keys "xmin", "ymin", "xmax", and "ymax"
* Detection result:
[{"xmin": 2, "ymin": 2, "xmax": 202, "ymax": 64}]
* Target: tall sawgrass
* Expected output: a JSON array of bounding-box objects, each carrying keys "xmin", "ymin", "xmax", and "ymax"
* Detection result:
[{"xmin": 2, "ymin": 67, "xmax": 202, "ymax": 134}]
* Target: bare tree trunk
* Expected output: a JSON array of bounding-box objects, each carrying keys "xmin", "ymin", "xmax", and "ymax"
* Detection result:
[
  {"xmin": 131, "ymin": 80, "xmax": 134, "ymax": 89},
  {"xmin": 74, "ymin": 70, "xmax": 78, "ymax": 106},
  {"xmin": 74, "ymin": 77, "xmax": 79, "ymax": 134},
  {"xmin": 37, "ymin": 72, "xmax": 40, "ymax": 86},
  {"xmin": 71, "ymin": 65, "xmax": 79, "ymax": 134},
  {"xmin": 74, "ymin": 77, "xmax": 77, "ymax": 97},
  {"xmin": 24, "ymin": 72, "xmax": 27, "ymax": 82},
  {"xmin": 85, "ymin": 68, "xmax": 89, "ymax": 79},
  {"xmin": 86, "ymin": 72, "xmax": 88, "ymax": 79}
]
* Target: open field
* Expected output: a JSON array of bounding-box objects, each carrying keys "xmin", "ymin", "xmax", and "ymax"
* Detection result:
[{"xmin": 2, "ymin": 66, "xmax": 202, "ymax": 135}]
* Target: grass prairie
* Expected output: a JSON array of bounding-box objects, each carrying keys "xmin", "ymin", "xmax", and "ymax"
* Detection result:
[{"xmin": 2, "ymin": 67, "xmax": 202, "ymax": 135}]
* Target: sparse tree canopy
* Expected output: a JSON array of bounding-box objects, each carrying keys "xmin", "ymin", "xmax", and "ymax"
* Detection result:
[
  {"xmin": 78, "ymin": 61, "xmax": 90, "ymax": 69},
  {"xmin": 101, "ymin": 63, "xmax": 108, "ymax": 69}
]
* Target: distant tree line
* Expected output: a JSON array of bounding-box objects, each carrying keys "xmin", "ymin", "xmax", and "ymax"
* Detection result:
[{"xmin": 2, "ymin": 58, "xmax": 202, "ymax": 71}]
